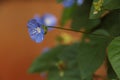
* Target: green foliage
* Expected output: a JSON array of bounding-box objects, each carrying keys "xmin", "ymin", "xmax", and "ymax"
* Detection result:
[
  {"xmin": 28, "ymin": 0, "xmax": 120, "ymax": 80},
  {"xmin": 89, "ymin": 0, "xmax": 120, "ymax": 19},
  {"xmin": 29, "ymin": 30, "xmax": 111, "ymax": 79},
  {"xmin": 71, "ymin": 0, "xmax": 100, "ymax": 31},
  {"xmin": 108, "ymin": 37, "xmax": 120, "ymax": 79},
  {"xmin": 107, "ymin": 60, "xmax": 118, "ymax": 79},
  {"xmin": 28, "ymin": 45, "xmax": 67, "ymax": 73},
  {"xmin": 60, "ymin": 0, "xmax": 101, "ymax": 31},
  {"xmin": 78, "ymin": 38, "xmax": 108, "ymax": 79},
  {"xmin": 101, "ymin": 9, "xmax": 120, "ymax": 37},
  {"xmin": 60, "ymin": 5, "xmax": 76, "ymax": 26}
]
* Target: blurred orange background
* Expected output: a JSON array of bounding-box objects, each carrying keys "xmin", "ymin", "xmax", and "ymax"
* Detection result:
[
  {"xmin": 0, "ymin": 0, "xmax": 106, "ymax": 80},
  {"xmin": 0, "ymin": 0, "xmax": 63, "ymax": 80}
]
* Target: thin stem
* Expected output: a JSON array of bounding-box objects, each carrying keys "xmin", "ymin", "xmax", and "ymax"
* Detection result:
[{"xmin": 48, "ymin": 26, "xmax": 114, "ymax": 39}]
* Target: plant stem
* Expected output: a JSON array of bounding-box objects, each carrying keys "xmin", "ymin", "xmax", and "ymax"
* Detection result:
[{"xmin": 48, "ymin": 26, "xmax": 114, "ymax": 39}]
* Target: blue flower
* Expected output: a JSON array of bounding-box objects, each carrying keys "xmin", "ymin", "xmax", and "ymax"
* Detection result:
[
  {"xmin": 34, "ymin": 14, "xmax": 42, "ymax": 24},
  {"xmin": 41, "ymin": 14, "xmax": 57, "ymax": 31},
  {"xmin": 62, "ymin": 0, "xmax": 75, "ymax": 8},
  {"xmin": 41, "ymin": 14, "xmax": 57, "ymax": 26},
  {"xmin": 27, "ymin": 19, "xmax": 44, "ymax": 43},
  {"xmin": 62, "ymin": 0, "xmax": 84, "ymax": 7},
  {"xmin": 77, "ymin": 0, "xmax": 84, "ymax": 5},
  {"xmin": 27, "ymin": 14, "xmax": 57, "ymax": 43}
]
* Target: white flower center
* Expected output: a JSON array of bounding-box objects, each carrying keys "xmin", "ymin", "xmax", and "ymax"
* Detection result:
[{"xmin": 36, "ymin": 27, "xmax": 41, "ymax": 33}]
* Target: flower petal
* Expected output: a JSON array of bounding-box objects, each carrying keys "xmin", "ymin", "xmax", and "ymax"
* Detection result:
[
  {"xmin": 27, "ymin": 19, "xmax": 38, "ymax": 29},
  {"xmin": 27, "ymin": 18, "xmax": 44, "ymax": 43},
  {"xmin": 41, "ymin": 14, "xmax": 57, "ymax": 26},
  {"xmin": 35, "ymin": 33, "xmax": 44, "ymax": 43}
]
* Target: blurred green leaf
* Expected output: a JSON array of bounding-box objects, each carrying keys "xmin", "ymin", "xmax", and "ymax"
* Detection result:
[
  {"xmin": 101, "ymin": 9, "xmax": 120, "ymax": 37},
  {"xmin": 105, "ymin": 0, "xmax": 120, "ymax": 10},
  {"xmin": 92, "ymin": 29, "xmax": 110, "ymax": 36},
  {"xmin": 89, "ymin": 0, "xmax": 120, "ymax": 19},
  {"xmin": 107, "ymin": 60, "xmax": 118, "ymax": 79},
  {"xmin": 60, "ymin": 5, "xmax": 76, "ymax": 26},
  {"xmin": 55, "ymin": 29, "xmax": 111, "ymax": 79},
  {"xmin": 71, "ymin": 0, "xmax": 100, "ymax": 31},
  {"xmin": 48, "ymin": 69, "xmax": 81, "ymax": 80},
  {"xmin": 78, "ymin": 34, "xmax": 110, "ymax": 79},
  {"xmin": 108, "ymin": 36, "xmax": 120, "ymax": 79},
  {"xmin": 28, "ymin": 45, "xmax": 67, "ymax": 73},
  {"xmin": 48, "ymin": 43, "xmax": 93, "ymax": 80}
]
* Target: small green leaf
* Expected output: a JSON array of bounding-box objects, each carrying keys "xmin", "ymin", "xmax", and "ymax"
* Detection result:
[
  {"xmin": 93, "ymin": 29, "xmax": 110, "ymax": 36},
  {"xmin": 108, "ymin": 36, "xmax": 120, "ymax": 79},
  {"xmin": 28, "ymin": 45, "xmax": 67, "ymax": 73}
]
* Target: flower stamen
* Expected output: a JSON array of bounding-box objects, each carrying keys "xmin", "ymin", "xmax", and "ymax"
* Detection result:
[
  {"xmin": 36, "ymin": 27, "xmax": 41, "ymax": 33},
  {"xmin": 93, "ymin": 0, "xmax": 104, "ymax": 14}
]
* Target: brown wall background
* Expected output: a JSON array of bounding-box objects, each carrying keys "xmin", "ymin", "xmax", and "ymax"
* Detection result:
[
  {"xmin": 0, "ymin": 0, "xmax": 106, "ymax": 80},
  {"xmin": 0, "ymin": 0, "xmax": 63, "ymax": 80}
]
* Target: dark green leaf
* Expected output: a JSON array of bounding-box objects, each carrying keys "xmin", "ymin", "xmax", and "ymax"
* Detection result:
[
  {"xmin": 107, "ymin": 60, "xmax": 118, "ymax": 79},
  {"xmin": 48, "ymin": 69, "xmax": 81, "ymax": 80},
  {"xmin": 28, "ymin": 45, "xmax": 67, "ymax": 73},
  {"xmin": 104, "ymin": 0, "xmax": 120, "ymax": 10},
  {"xmin": 71, "ymin": 0, "xmax": 100, "ymax": 31},
  {"xmin": 92, "ymin": 29, "xmax": 110, "ymax": 36},
  {"xmin": 101, "ymin": 9, "xmax": 120, "ymax": 37},
  {"xmin": 60, "ymin": 5, "xmax": 76, "ymax": 26},
  {"xmin": 108, "ymin": 36, "xmax": 120, "ymax": 79},
  {"xmin": 56, "ymin": 29, "xmax": 111, "ymax": 79},
  {"xmin": 48, "ymin": 43, "xmax": 93, "ymax": 80},
  {"xmin": 78, "ymin": 35, "xmax": 110, "ymax": 79}
]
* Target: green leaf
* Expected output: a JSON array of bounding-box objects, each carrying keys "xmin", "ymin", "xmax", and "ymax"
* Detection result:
[
  {"xmin": 101, "ymin": 9, "xmax": 120, "ymax": 37},
  {"xmin": 28, "ymin": 45, "xmax": 67, "ymax": 73},
  {"xmin": 92, "ymin": 29, "xmax": 110, "ymax": 36},
  {"xmin": 78, "ymin": 35, "xmax": 110, "ymax": 79},
  {"xmin": 89, "ymin": 0, "xmax": 120, "ymax": 19},
  {"xmin": 104, "ymin": 0, "xmax": 120, "ymax": 10},
  {"xmin": 48, "ymin": 69, "xmax": 81, "ymax": 80},
  {"xmin": 108, "ymin": 36, "xmax": 120, "ymax": 79},
  {"xmin": 48, "ymin": 43, "xmax": 93, "ymax": 80},
  {"xmin": 60, "ymin": 5, "xmax": 76, "ymax": 26},
  {"xmin": 71, "ymin": 0, "xmax": 100, "ymax": 31},
  {"xmin": 107, "ymin": 60, "xmax": 118, "ymax": 79},
  {"xmin": 55, "ymin": 29, "xmax": 111, "ymax": 79}
]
